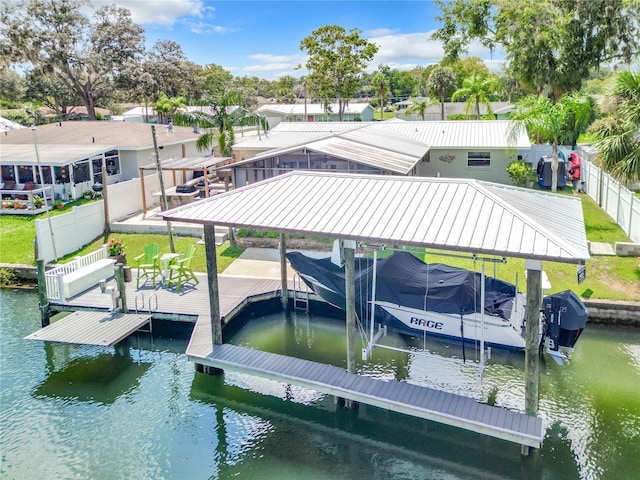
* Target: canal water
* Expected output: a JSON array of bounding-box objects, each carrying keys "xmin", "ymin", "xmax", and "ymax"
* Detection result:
[{"xmin": 1, "ymin": 289, "xmax": 638, "ymax": 480}]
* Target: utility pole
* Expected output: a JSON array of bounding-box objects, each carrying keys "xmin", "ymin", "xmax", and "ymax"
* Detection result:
[{"xmin": 151, "ymin": 125, "xmax": 175, "ymax": 253}]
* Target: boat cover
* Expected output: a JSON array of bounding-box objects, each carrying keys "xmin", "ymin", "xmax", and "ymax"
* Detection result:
[{"xmin": 287, "ymin": 251, "xmax": 517, "ymax": 320}]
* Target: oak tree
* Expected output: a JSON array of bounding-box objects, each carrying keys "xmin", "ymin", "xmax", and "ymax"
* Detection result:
[{"xmin": 300, "ymin": 25, "xmax": 378, "ymax": 120}]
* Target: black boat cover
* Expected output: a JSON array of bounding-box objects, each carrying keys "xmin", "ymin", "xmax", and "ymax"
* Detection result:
[{"xmin": 287, "ymin": 251, "xmax": 517, "ymax": 320}]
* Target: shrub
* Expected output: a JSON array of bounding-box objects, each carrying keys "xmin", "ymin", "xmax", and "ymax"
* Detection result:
[
  {"xmin": 506, "ymin": 160, "xmax": 537, "ymax": 188},
  {"xmin": 0, "ymin": 268, "xmax": 17, "ymax": 286}
]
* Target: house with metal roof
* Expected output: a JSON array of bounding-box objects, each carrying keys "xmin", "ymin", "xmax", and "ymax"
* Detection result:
[
  {"xmin": 0, "ymin": 121, "xmax": 201, "ymax": 203},
  {"xmin": 228, "ymin": 120, "xmax": 531, "ymax": 187},
  {"xmin": 256, "ymin": 102, "xmax": 375, "ymax": 128},
  {"xmin": 394, "ymin": 100, "xmax": 513, "ymax": 121}
]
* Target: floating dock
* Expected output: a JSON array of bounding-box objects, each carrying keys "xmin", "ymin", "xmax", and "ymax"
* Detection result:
[{"xmin": 25, "ymin": 310, "xmax": 151, "ymax": 347}]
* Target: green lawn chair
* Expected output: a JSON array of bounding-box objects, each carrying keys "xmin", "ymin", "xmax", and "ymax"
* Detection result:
[
  {"xmin": 167, "ymin": 244, "xmax": 199, "ymax": 291},
  {"xmin": 134, "ymin": 242, "xmax": 161, "ymax": 288}
]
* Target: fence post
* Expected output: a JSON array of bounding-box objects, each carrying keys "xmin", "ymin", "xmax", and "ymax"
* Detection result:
[{"xmin": 629, "ymin": 194, "xmax": 635, "ymax": 242}]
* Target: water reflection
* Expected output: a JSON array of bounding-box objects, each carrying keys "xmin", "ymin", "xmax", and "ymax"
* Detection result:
[{"xmin": 34, "ymin": 345, "xmax": 151, "ymax": 405}]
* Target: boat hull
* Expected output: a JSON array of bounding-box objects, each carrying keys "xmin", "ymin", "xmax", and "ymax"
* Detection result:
[{"xmin": 375, "ymin": 302, "xmax": 527, "ymax": 350}]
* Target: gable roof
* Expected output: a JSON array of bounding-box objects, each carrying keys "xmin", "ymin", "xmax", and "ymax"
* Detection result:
[{"xmin": 163, "ymin": 171, "xmax": 589, "ymax": 264}]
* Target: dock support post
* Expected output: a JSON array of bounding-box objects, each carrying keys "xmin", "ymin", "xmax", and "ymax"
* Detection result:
[
  {"xmin": 37, "ymin": 259, "xmax": 50, "ymax": 327},
  {"xmin": 204, "ymin": 224, "xmax": 222, "ymax": 345},
  {"xmin": 523, "ymin": 260, "xmax": 543, "ymax": 456},
  {"xmin": 115, "ymin": 264, "xmax": 128, "ymax": 313},
  {"xmin": 279, "ymin": 233, "xmax": 289, "ymax": 311},
  {"xmin": 345, "ymin": 243, "xmax": 356, "ymax": 375}
]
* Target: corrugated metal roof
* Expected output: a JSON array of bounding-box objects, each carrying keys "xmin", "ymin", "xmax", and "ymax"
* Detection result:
[
  {"xmin": 140, "ymin": 155, "xmax": 228, "ymax": 171},
  {"xmin": 257, "ymin": 103, "xmax": 373, "ymax": 116},
  {"xmin": 164, "ymin": 171, "xmax": 589, "ymax": 263},
  {"xmin": 231, "ymin": 124, "xmax": 428, "ymax": 174},
  {"xmin": 302, "ymin": 137, "xmax": 421, "ymax": 174},
  {"xmin": 233, "ymin": 120, "xmax": 530, "ymax": 153},
  {"xmin": 384, "ymin": 120, "xmax": 530, "ymax": 149},
  {"xmin": 232, "ymin": 131, "xmax": 333, "ymax": 151}
]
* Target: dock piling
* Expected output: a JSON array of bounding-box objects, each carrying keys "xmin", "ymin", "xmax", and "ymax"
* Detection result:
[{"xmin": 36, "ymin": 259, "xmax": 50, "ymax": 327}]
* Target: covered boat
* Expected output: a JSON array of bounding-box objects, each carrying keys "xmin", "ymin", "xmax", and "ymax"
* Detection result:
[{"xmin": 287, "ymin": 251, "xmax": 588, "ymax": 354}]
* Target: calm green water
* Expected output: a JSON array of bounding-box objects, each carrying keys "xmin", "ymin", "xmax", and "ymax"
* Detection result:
[{"xmin": 1, "ymin": 289, "xmax": 639, "ymax": 480}]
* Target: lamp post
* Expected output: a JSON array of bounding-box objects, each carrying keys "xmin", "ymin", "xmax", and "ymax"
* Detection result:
[{"xmin": 31, "ymin": 125, "xmax": 57, "ymax": 261}]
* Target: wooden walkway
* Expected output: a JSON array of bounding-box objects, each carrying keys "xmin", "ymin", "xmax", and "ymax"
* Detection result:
[
  {"xmin": 193, "ymin": 343, "xmax": 545, "ymax": 448},
  {"xmin": 25, "ymin": 311, "xmax": 151, "ymax": 347}
]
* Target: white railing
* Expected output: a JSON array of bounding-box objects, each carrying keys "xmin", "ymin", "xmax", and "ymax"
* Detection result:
[{"xmin": 44, "ymin": 246, "xmax": 108, "ymax": 301}]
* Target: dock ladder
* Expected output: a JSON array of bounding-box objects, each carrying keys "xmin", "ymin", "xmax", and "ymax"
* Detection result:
[
  {"xmin": 292, "ymin": 273, "xmax": 309, "ymax": 313},
  {"xmin": 134, "ymin": 292, "xmax": 157, "ymax": 336}
]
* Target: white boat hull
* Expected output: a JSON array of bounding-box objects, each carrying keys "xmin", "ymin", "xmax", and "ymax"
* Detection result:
[{"xmin": 376, "ymin": 301, "xmax": 528, "ymax": 350}]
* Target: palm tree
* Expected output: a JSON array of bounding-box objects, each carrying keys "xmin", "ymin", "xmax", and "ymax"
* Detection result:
[
  {"xmin": 451, "ymin": 74, "xmax": 495, "ymax": 120},
  {"xmin": 510, "ymin": 93, "xmax": 594, "ymax": 192},
  {"xmin": 590, "ymin": 70, "xmax": 640, "ymax": 184},
  {"xmin": 373, "ymin": 72, "xmax": 387, "ymax": 121},
  {"xmin": 174, "ymin": 89, "xmax": 268, "ymax": 157},
  {"xmin": 154, "ymin": 92, "xmax": 186, "ymax": 124},
  {"xmin": 403, "ymin": 97, "xmax": 436, "ymax": 120},
  {"xmin": 427, "ymin": 66, "xmax": 456, "ymax": 120}
]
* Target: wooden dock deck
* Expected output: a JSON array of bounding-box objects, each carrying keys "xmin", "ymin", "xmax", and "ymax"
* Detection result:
[
  {"xmin": 25, "ymin": 311, "xmax": 151, "ymax": 347},
  {"xmin": 190, "ymin": 343, "xmax": 544, "ymax": 448}
]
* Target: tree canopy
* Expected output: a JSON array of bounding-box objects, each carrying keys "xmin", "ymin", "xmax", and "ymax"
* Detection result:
[
  {"xmin": 2, "ymin": 0, "xmax": 145, "ymax": 120},
  {"xmin": 590, "ymin": 70, "xmax": 640, "ymax": 184},
  {"xmin": 510, "ymin": 93, "xmax": 594, "ymax": 192},
  {"xmin": 432, "ymin": 0, "xmax": 639, "ymax": 100},
  {"xmin": 300, "ymin": 25, "xmax": 378, "ymax": 120}
]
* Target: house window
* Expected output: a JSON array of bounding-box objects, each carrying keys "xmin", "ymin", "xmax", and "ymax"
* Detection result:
[{"xmin": 467, "ymin": 151, "xmax": 491, "ymax": 167}]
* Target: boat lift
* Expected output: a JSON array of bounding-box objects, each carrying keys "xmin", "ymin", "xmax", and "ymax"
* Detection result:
[{"xmin": 356, "ymin": 244, "xmax": 509, "ymax": 385}]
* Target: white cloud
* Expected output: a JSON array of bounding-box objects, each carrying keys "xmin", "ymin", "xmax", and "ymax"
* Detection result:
[
  {"xmin": 93, "ymin": 0, "xmax": 206, "ymax": 26},
  {"xmin": 366, "ymin": 30, "xmax": 505, "ymax": 72},
  {"xmin": 248, "ymin": 54, "xmax": 303, "ymax": 63},
  {"xmin": 244, "ymin": 63, "xmax": 296, "ymax": 73}
]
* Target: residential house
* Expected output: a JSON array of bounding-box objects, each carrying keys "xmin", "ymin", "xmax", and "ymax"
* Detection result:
[
  {"xmin": 0, "ymin": 121, "xmax": 202, "ymax": 203},
  {"xmin": 228, "ymin": 120, "xmax": 531, "ymax": 187},
  {"xmin": 395, "ymin": 100, "xmax": 513, "ymax": 121},
  {"xmin": 256, "ymin": 103, "xmax": 375, "ymax": 129}
]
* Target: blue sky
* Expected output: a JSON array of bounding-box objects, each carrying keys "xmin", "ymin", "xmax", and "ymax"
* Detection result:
[{"xmin": 95, "ymin": 1, "xmax": 503, "ymax": 79}]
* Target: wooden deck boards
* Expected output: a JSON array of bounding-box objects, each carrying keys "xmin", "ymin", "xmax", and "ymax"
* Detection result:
[
  {"xmin": 193, "ymin": 343, "xmax": 545, "ymax": 448},
  {"xmin": 25, "ymin": 311, "xmax": 151, "ymax": 347}
]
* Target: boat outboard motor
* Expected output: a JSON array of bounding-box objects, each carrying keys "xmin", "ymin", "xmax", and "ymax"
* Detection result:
[{"xmin": 543, "ymin": 290, "xmax": 588, "ymax": 363}]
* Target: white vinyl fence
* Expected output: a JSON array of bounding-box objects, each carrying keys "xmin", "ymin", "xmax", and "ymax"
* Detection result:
[
  {"xmin": 578, "ymin": 146, "xmax": 640, "ymax": 243},
  {"xmin": 35, "ymin": 171, "xmax": 173, "ymax": 263}
]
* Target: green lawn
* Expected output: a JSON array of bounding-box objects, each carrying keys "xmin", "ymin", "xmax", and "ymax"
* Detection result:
[{"xmin": 1, "ymin": 193, "xmax": 638, "ymax": 300}]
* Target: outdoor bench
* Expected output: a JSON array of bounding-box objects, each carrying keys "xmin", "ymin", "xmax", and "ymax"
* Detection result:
[{"xmin": 62, "ymin": 258, "xmax": 116, "ymax": 299}]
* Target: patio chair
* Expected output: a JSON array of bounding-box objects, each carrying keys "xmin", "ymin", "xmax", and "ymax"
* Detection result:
[
  {"xmin": 167, "ymin": 244, "xmax": 199, "ymax": 291},
  {"xmin": 134, "ymin": 242, "xmax": 161, "ymax": 288}
]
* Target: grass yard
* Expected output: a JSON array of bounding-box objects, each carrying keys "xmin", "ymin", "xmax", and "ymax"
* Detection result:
[{"xmin": 60, "ymin": 233, "xmax": 243, "ymax": 275}]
